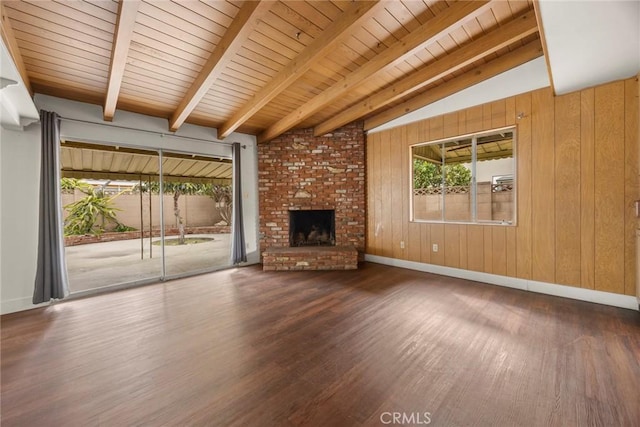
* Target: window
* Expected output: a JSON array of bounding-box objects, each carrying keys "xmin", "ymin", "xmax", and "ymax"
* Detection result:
[{"xmin": 411, "ymin": 127, "xmax": 515, "ymax": 225}]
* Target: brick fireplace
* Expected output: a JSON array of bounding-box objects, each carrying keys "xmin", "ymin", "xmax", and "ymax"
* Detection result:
[{"xmin": 258, "ymin": 122, "xmax": 365, "ymax": 270}]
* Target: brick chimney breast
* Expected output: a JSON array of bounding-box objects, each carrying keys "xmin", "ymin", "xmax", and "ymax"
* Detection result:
[{"xmin": 258, "ymin": 122, "xmax": 366, "ymax": 262}]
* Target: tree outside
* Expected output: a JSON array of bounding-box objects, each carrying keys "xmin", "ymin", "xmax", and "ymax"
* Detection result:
[
  {"xmin": 207, "ymin": 184, "xmax": 232, "ymax": 226},
  {"xmin": 62, "ymin": 178, "xmax": 131, "ymax": 236},
  {"xmin": 136, "ymin": 181, "xmax": 232, "ymax": 245},
  {"xmin": 413, "ymin": 159, "xmax": 471, "ymax": 189},
  {"xmin": 63, "ymin": 178, "xmax": 233, "ymax": 244}
]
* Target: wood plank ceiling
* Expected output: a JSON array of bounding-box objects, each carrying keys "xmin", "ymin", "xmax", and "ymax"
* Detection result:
[{"xmin": 1, "ymin": 0, "xmax": 541, "ymax": 142}]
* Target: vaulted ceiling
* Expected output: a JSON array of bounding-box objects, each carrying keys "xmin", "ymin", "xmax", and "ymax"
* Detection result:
[{"xmin": 1, "ymin": 0, "xmax": 541, "ymax": 142}]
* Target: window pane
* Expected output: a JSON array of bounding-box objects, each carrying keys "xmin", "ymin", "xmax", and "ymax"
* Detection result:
[
  {"xmin": 62, "ymin": 146, "xmax": 163, "ymax": 293},
  {"xmin": 412, "ymin": 143, "xmax": 443, "ymax": 221},
  {"xmin": 411, "ymin": 127, "xmax": 516, "ymax": 225},
  {"xmin": 442, "ymin": 138, "xmax": 472, "ymax": 221},
  {"xmin": 162, "ymin": 153, "xmax": 233, "ymax": 278},
  {"xmin": 475, "ymin": 131, "xmax": 515, "ymax": 223}
]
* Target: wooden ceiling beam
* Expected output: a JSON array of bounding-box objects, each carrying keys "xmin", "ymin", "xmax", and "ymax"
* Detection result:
[
  {"xmin": 217, "ymin": 0, "xmax": 384, "ymax": 139},
  {"xmin": 414, "ymin": 145, "xmax": 443, "ymax": 163},
  {"xmin": 258, "ymin": 0, "xmax": 492, "ymax": 143},
  {"xmin": 0, "ymin": 3, "xmax": 32, "ymax": 95},
  {"xmin": 104, "ymin": 0, "xmax": 140, "ymax": 122},
  {"xmin": 364, "ymin": 40, "xmax": 544, "ymax": 131},
  {"xmin": 431, "ymin": 144, "xmax": 443, "ymax": 161},
  {"xmin": 314, "ymin": 10, "xmax": 538, "ymax": 137},
  {"xmin": 169, "ymin": 1, "xmax": 272, "ymax": 132}
]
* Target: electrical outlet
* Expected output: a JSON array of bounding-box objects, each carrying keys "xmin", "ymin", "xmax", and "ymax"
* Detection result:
[
  {"xmin": 400, "ymin": 241, "xmax": 405, "ymax": 249},
  {"xmin": 432, "ymin": 243, "xmax": 439, "ymax": 252}
]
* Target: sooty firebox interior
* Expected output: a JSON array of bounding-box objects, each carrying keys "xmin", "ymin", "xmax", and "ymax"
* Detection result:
[{"xmin": 289, "ymin": 210, "xmax": 335, "ymax": 247}]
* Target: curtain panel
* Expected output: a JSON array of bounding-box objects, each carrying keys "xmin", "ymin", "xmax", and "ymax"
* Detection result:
[
  {"xmin": 33, "ymin": 110, "xmax": 69, "ymax": 304},
  {"xmin": 231, "ymin": 142, "xmax": 247, "ymax": 264}
]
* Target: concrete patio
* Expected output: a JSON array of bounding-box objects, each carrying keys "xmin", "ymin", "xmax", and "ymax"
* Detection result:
[{"xmin": 65, "ymin": 234, "xmax": 231, "ymax": 293}]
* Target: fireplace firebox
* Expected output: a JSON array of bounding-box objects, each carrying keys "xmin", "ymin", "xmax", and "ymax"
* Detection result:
[{"xmin": 289, "ymin": 210, "xmax": 335, "ymax": 247}]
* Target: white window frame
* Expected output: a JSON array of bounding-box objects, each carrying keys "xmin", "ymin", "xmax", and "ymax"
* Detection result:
[{"xmin": 409, "ymin": 126, "xmax": 517, "ymax": 226}]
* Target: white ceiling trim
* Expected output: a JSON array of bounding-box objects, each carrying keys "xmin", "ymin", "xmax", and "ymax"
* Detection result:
[{"xmin": 0, "ymin": 39, "xmax": 38, "ymax": 130}]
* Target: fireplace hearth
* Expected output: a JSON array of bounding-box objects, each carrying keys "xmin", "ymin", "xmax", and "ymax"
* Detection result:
[{"xmin": 289, "ymin": 209, "xmax": 335, "ymax": 247}]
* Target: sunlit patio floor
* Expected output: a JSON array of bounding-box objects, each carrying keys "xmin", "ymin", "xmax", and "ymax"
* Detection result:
[{"xmin": 65, "ymin": 234, "xmax": 231, "ymax": 293}]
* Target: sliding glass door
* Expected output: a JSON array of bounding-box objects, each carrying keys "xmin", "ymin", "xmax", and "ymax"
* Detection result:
[
  {"xmin": 61, "ymin": 144, "xmax": 162, "ymax": 293},
  {"xmin": 60, "ymin": 143, "xmax": 233, "ymax": 293},
  {"xmin": 160, "ymin": 151, "xmax": 233, "ymax": 278}
]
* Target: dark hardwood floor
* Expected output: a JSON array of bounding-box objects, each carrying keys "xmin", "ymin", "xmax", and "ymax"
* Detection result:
[{"xmin": 2, "ymin": 262, "xmax": 639, "ymax": 426}]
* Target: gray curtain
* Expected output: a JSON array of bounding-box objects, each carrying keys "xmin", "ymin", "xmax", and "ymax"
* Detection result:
[
  {"xmin": 33, "ymin": 110, "xmax": 69, "ymax": 304},
  {"xmin": 231, "ymin": 142, "xmax": 247, "ymax": 264}
]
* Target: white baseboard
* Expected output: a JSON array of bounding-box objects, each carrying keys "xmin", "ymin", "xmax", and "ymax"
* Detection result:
[
  {"xmin": 1, "ymin": 296, "xmax": 49, "ymax": 315},
  {"xmin": 5, "ymin": 257, "xmax": 635, "ymax": 313},
  {"xmin": 365, "ymin": 254, "xmax": 639, "ymax": 311}
]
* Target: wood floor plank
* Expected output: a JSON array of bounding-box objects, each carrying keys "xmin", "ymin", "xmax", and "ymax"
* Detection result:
[{"xmin": 2, "ymin": 264, "xmax": 639, "ymax": 426}]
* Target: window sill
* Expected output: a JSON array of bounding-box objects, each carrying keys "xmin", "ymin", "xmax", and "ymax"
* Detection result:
[{"xmin": 410, "ymin": 219, "xmax": 516, "ymax": 227}]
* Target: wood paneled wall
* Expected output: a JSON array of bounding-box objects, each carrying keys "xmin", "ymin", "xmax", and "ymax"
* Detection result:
[{"xmin": 366, "ymin": 78, "xmax": 639, "ymax": 296}]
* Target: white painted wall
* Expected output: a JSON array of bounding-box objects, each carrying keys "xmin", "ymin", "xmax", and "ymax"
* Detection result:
[
  {"xmin": 538, "ymin": 0, "xmax": 640, "ymax": 95},
  {"xmin": 0, "ymin": 126, "xmax": 2, "ymax": 311},
  {"xmin": 455, "ymin": 158, "xmax": 514, "ymax": 183},
  {"xmin": 0, "ymin": 130, "xmax": 2, "ymax": 311},
  {"xmin": 0, "ymin": 123, "xmax": 45, "ymax": 313},
  {"xmin": 1, "ymin": 95, "xmax": 260, "ymax": 314},
  {"xmin": 475, "ymin": 158, "xmax": 514, "ymax": 183},
  {"xmin": 369, "ymin": 57, "xmax": 550, "ymax": 133}
]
